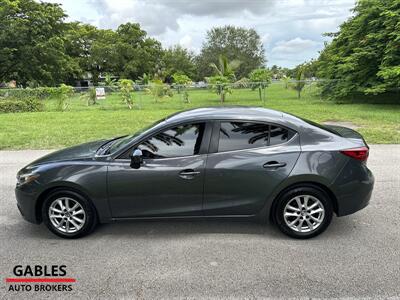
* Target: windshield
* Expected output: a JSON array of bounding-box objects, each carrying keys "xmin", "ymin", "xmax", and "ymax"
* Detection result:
[{"xmin": 107, "ymin": 118, "xmax": 166, "ymax": 154}]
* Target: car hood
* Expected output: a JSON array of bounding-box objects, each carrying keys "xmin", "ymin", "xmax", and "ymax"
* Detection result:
[{"xmin": 29, "ymin": 139, "xmax": 107, "ymax": 166}]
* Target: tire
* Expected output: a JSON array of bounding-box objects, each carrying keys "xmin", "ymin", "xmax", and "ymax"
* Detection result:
[
  {"xmin": 42, "ymin": 189, "xmax": 97, "ymax": 239},
  {"xmin": 274, "ymin": 186, "xmax": 333, "ymax": 239}
]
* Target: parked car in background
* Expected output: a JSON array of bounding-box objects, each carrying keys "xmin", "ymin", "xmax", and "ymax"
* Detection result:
[{"xmin": 15, "ymin": 106, "xmax": 374, "ymax": 239}]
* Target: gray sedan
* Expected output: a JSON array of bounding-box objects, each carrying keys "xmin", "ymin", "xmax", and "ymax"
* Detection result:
[{"xmin": 15, "ymin": 107, "xmax": 374, "ymax": 239}]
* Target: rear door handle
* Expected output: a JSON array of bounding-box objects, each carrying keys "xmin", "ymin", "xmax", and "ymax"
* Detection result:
[
  {"xmin": 179, "ymin": 169, "xmax": 200, "ymax": 179},
  {"xmin": 263, "ymin": 161, "xmax": 287, "ymax": 169}
]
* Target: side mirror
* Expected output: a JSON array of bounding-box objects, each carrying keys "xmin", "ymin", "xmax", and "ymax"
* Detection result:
[{"xmin": 130, "ymin": 148, "xmax": 143, "ymax": 169}]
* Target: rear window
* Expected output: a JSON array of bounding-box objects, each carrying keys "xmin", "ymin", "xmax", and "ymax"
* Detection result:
[
  {"xmin": 218, "ymin": 121, "xmax": 295, "ymax": 152},
  {"xmin": 299, "ymin": 118, "xmax": 342, "ymax": 136}
]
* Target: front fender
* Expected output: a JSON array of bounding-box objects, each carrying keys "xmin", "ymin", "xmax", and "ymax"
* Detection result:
[{"xmin": 34, "ymin": 162, "xmax": 112, "ymax": 223}]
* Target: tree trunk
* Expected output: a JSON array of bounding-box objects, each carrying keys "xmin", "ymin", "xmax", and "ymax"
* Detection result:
[
  {"xmin": 297, "ymin": 90, "xmax": 301, "ymax": 99},
  {"xmin": 258, "ymin": 87, "xmax": 262, "ymax": 101},
  {"xmin": 221, "ymin": 92, "xmax": 225, "ymax": 103}
]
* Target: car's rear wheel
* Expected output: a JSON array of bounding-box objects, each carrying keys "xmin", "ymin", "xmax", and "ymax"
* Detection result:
[
  {"xmin": 42, "ymin": 190, "xmax": 97, "ymax": 238},
  {"xmin": 274, "ymin": 186, "xmax": 333, "ymax": 239}
]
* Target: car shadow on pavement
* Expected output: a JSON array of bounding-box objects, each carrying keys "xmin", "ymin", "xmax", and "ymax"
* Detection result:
[
  {"xmin": 90, "ymin": 215, "xmax": 360, "ymax": 241},
  {"xmin": 94, "ymin": 219, "xmax": 281, "ymax": 238},
  {"xmin": 12, "ymin": 214, "xmax": 360, "ymax": 241}
]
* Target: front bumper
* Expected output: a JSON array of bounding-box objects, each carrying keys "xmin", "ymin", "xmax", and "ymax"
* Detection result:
[{"xmin": 15, "ymin": 185, "xmax": 41, "ymax": 224}]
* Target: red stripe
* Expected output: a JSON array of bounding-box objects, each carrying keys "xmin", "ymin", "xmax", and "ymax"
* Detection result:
[{"xmin": 5, "ymin": 278, "xmax": 76, "ymax": 283}]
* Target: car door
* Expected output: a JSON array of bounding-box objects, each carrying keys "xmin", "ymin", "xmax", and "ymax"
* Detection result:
[
  {"xmin": 107, "ymin": 122, "xmax": 211, "ymax": 218},
  {"xmin": 203, "ymin": 121, "xmax": 301, "ymax": 216}
]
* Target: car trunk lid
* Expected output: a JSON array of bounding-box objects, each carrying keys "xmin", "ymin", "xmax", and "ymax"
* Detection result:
[
  {"xmin": 323, "ymin": 125, "xmax": 368, "ymax": 147},
  {"xmin": 323, "ymin": 125, "xmax": 370, "ymax": 162}
]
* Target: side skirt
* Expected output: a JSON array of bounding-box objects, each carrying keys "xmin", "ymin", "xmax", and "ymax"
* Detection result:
[{"xmin": 111, "ymin": 214, "xmax": 258, "ymax": 222}]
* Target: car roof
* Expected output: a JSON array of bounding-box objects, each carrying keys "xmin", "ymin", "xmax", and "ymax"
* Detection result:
[{"xmin": 165, "ymin": 106, "xmax": 285, "ymax": 123}]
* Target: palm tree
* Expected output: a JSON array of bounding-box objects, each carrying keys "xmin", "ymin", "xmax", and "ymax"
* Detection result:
[
  {"xmin": 289, "ymin": 68, "xmax": 306, "ymax": 99},
  {"xmin": 208, "ymin": 55, "xmax": 241, "ymax": 103},
  {"xmin": 209, "ymin": 55, "xmax": 241, "ymax": 81}
]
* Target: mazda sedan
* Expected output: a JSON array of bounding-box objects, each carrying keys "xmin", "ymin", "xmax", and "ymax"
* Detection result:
[{"xmin": 15, "ymin": 107, "xmax": 374, "ymax": 239}]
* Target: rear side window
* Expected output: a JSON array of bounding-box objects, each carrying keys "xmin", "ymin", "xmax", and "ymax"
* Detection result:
[
  {"xmin": 270, "ymin": 125, "xmax": 295, "ymax": 146},
  {"xmin": 218, "ymin": 121, "xmax": 295, "ymax": 152}
]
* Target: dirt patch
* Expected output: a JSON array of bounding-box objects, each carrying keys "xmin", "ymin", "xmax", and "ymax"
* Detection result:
[{"xmin": 322, "ymin": 120, "xmax": 360, "ymax": 129}]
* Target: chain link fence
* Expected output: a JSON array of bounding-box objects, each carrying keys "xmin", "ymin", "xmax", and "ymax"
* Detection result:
[{"xmin": 0, "ymin": 80, "xmax": 398, "ymax": 112}]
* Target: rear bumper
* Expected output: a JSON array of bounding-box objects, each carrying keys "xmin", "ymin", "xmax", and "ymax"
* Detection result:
[
  {"xmin": 333, "ymin": 162, "xmax": 374, "ymax": 217},
  {"xmin": 15, "ymin": 186, "xmax": 40, "ymax": 224}
]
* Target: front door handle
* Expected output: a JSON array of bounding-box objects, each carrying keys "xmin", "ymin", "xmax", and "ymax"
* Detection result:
[
  {"xmin": 179, "ymin": 169, "xmax": 200, "ymax": 179},
  {"xmin": 263, "ymin": 161, "xmax": 287, "ymax": 169}
]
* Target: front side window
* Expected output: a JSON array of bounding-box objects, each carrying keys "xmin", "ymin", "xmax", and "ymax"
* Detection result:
[
  {"xmin": 218, "ymin": 121, "xmax": 295, "ymax": 152},
  {"xmin": 138, "ymin": 123, "xmax": 205, "ymax": 159}
]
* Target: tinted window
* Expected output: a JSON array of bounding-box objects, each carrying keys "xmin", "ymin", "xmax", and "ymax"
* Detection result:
[
  {"xmin": 218, "ymin": 122, "xmax": 295, "ymax": 152},
  {"xmin": 138, "ymin": 123, "xmax": 205, "ymax": 159},
  {"xmin": 270, "ymin": 125, "xmax": 295, "ymax": 146},
  {"xmin": 298, "ymin": 117, "xmax": 341, "ymax": 136},
  {"xmin": 218, "ymin": 122, "xmax": 270, "ymax": 152}
]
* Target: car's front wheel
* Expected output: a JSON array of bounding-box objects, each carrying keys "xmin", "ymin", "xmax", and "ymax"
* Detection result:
[
  {"xmin": 42, "ymin": 190, "xmax": 97, "ymax": 238},
  {"xmin": 274, "ymin": 186, "xmax": 333, "ymax": 239}
]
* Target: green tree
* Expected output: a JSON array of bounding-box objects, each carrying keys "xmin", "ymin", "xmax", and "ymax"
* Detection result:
[
  {"xmin": 317, "ymin": 0, "xmax": 400, "ymax": 101},
  {"xmin": 115, "ymin": 23, "xmax": 163, "ymax": 81},
  {"xmin": 65, "ymin": 22, "xmax": 163, "ymax": 84},
  {"xmin": 195, "ymin": 26, "xmax": 265, "ymax": 80},
  {"xmin": 249, "ymin": 68, "xmax": 272, "ymax": 102},
  {"xmin": 0, "ymin": 0, "xmax": 79, "ymax": 86},
  {"xmin": 65, "ymin": 23, "xmax": 120, "ymax": 85},
  {"xmin": 162, "ymin": 46, "xmax": 196, "ymax": 79}
]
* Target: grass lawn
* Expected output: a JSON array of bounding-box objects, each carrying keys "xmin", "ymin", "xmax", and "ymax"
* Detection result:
[{"xmin": 0, "ymin": 82, "xmax": 399, "ymax": 149}]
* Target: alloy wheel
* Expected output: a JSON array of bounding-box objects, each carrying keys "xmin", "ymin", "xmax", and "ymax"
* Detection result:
[
  {"xmin": 48, "ymin": 197, "xmax": 86, "ymax": 233},
  {"xmin": 283, "ymin": 195, "xmax": 325, "ymax": 233}
]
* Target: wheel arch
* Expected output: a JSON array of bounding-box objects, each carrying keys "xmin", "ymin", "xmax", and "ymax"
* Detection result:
[
  {"xmin": 268, "ymin": 181, "xmax": 339, "ymax": 223},
  {"xmin": 35, "ymin": 185, "xmax": 99, "ymax": 223}
]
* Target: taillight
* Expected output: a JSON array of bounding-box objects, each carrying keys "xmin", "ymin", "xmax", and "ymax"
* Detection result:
[{"xmin": 340, "ymin": 147, "xmax": 369, "ymax": 162}]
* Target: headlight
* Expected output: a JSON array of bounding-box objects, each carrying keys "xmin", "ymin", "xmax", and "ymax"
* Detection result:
[{"xmin": 17, "ymin": 172, "xmax": 40, "ymax": 186}]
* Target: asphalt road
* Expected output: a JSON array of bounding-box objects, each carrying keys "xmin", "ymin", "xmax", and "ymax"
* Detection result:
[{"xmin": 1, "ymin": 145, "xmax": 399, "ymax": 299}]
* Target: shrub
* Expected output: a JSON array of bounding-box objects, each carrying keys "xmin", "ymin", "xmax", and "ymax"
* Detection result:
[
  {"xmin": 80, "ymin": 87, "xmax": 97, "ymax": 106},
  {"xmin": 235, "ymin": 77, "xmax": 251, "ymax": 89},
  {"xmin": 288, "ymin": 68, "xmax": 306, "ymax": 99},
  {"xmin": 55, "ymin": 84, "xmax": 74, "ymax": 111},
  {"xmin": 0, "ymin": 97, "xmax": 44, "ymax": 113},
  {"xmin": 206, "ymin": 76, "xmax": 232, "ymax": 103},
  {"xmin": 249, "ymin": 68, "xmax": 272, "ymax": 102},
  {"xmin": 145, "ymin": 80, "xmax": 173, "ymax": 103},
  {"xmin": 119, "ymin": 79, "xmax": 134, "ymax": 109},
  {"xmin": 0, "ymin": 87, "xmax": 62, "ymax": 99}
]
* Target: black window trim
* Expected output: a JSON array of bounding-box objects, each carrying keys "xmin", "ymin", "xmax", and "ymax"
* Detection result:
[
  {"xmin": 210, "ymin": 119, "xmax": 298, "ymax": 154},
  {"xmin": 115, "ymin": 121, "xmax": 213, "ymax": 160}
]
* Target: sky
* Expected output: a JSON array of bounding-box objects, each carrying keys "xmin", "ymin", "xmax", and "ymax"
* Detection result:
[{"xmin": 44, "ymin": 0, "xmax": 356, "ymax": 68}]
